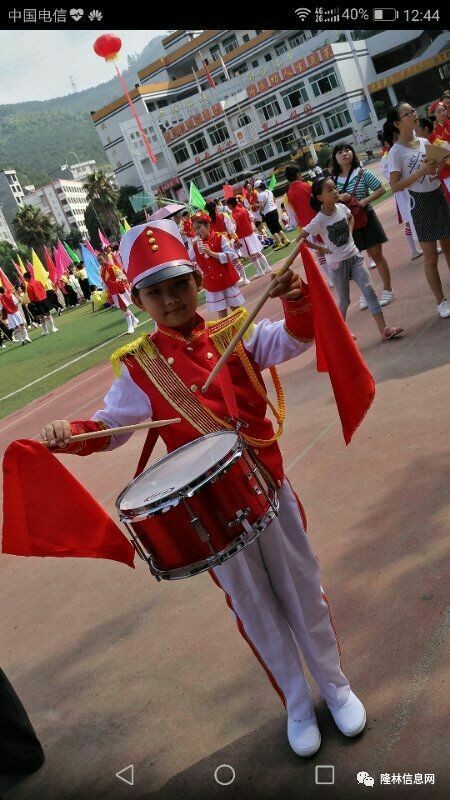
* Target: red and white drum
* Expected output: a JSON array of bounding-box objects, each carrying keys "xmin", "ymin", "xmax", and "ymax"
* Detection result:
[{"xmin": 116, "ymin": 431, "xmax": 278, "ymax": 580}]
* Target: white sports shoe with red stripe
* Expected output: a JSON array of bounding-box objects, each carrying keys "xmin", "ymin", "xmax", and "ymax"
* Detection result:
[{"xmin": 287, "ymin": 713, "xmax": 321, "ymax": 757}]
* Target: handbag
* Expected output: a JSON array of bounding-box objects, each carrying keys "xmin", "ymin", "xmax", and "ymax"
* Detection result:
[{"xmin": 338, "ymin": 169, "xmax": 368, "ymax": 230}]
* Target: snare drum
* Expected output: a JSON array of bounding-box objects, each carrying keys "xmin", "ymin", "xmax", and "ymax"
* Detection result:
[{"xmin": 116, "ymin": 431, "xmax": 278, "ymax": 580}]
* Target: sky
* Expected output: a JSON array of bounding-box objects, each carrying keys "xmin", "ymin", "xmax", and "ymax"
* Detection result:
[{"xmin": 0, "ymin": 29, "xmax": 169, "ymax": 105}]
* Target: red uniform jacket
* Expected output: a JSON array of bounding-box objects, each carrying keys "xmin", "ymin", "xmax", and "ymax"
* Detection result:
[
  {"xmin": 231, "ymin": 206, "xmax": 254, "ymax": 239},
  {"xmin": 26, "ymin": 279, "xmax": 47, "ymax": 303},
  {"xmin": 192, "ymin": 232, "xmax": 240, "ymax": 292},
  {"xmin": 101, "ymin": 262, "xmax": 127, "ymax": 295},
  {"xmin": 286, "ymin": 180, "xmax": 315, "ymax": 227}
]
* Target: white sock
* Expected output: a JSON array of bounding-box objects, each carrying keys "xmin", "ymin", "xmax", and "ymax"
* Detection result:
[
  {"xmin": 41, "ymin": 319, "xmax": 48, "ymax": 334},
  {"xmin": 47, "ymin": 316, "xmax": 56, "ymax": 332},
  {"xmin": 257, "ymin": 253, "xmax": 271, "ymax": 272}
]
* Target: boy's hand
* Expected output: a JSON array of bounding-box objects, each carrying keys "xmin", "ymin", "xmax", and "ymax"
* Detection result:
[
  {"xmin": 41, "ymin": 420, "xmax": 72, "ymax": 448},
  {"xmin": 269, "ymin": 269, "xmax": 302, "ymax": 300}
]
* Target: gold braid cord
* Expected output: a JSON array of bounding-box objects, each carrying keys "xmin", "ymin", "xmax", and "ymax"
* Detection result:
[{"xmin": 110, "ymin": 308, "xmax": 286, "ymax": 449}]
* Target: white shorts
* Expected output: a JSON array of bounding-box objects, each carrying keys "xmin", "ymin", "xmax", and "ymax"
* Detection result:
[
  {"xmin": 111, "ymin": 290, "xmax": 132, "ymax": 310},
  {"xmin": 239, "ymin": 233, "xmax": 264, "ymax": 256},
  {"xmin": 205, "ymin": 285, "xmax": 245, "ymax": 311},
  {"xmin": 7, "ymin": 312, "xmax": 24, "ymax": 330}
]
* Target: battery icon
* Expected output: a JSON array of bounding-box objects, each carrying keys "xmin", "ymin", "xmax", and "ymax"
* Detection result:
[{"xmin": 373, "ymin": 8, "xmax": 399, "ymax": 20}]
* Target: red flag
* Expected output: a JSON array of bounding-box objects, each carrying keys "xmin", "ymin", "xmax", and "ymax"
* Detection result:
[
  {"xmin": 222, "ymin": 183, "xmax": 234, "ymax": 200},
  {"xmin": 0, "ymin": 268, "xmax": 15, "ymax": 292},
  {"xmin": 199, "ymin": 51, "xmax": 216, "ymax": 89},
  {"xmin": 25, "ymin": 260, "xmax": 35, "ymax": 279},
  {"xmin": 12, "ymin": 261, "xmax": 23, "ymax": 282},
  {"xmin": 300, "ymin": 244, "xmax": 375, "ymax": 444},
  {"xmin": 43, "ymin": 246, "xmax": 57, "ymax": 284},
  {"xmin": 2, "ymin": 440, "xmax": 135, "ymax": 568}
]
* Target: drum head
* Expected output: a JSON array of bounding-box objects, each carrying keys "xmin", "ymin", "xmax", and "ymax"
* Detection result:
[{"xmin": 117, "ymin": 431, "xmax": 239, "ymax": 512}]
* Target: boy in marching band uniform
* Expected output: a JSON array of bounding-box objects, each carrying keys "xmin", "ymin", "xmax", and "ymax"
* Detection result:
[{"xmin": 42, "ymin": 219, "xmax": 366, "ymax": 757}]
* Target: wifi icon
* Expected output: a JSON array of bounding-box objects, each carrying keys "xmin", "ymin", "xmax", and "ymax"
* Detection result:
[{"xmin": 295, "ymin": 7, "xmax": 311, "ymax": 20}]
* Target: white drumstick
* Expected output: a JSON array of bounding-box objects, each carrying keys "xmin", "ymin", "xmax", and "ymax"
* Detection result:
[{"xmin": 43, "ymin": 418, "xmax": 181, "ymax": 445}]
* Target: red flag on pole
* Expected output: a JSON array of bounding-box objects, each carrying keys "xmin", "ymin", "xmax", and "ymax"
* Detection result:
[
  {"xmin": 199, "ymin": 51, "xmax": 216, "ymax": 89},
  {"xmin": 222, "ymin": 184, "xmax": 235, "ymax": 200},
  {"xmin": 300, "ymin": 244, "xmax": 375, "ymax": 444},
  {"xmin": 43, "ymin": 247, "xmax": 57, "ymax": 284},
  {"xmin": 2, "ymin": 439, "xmax": 135, "ymax": 567},
  {"xmin": 0, "ymin": 268, "xmax": 15, "ymax": 292}
]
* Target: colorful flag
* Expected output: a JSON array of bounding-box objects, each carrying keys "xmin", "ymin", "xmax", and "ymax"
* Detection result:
[
  {"xmin": 80, "ymin": 244, "xmax": 103, "ymax": 289},
  {"xmin": 218, "ymin": 53, "xmax": 231, "ymax": 81},
  {"xmin": 43, "ymin": 247, "xmax": 57, "ymax": 285},
  {"xmin": 222, "ymin": 184, "xmax": 235, "ymax": 200},
  {"xmin": 56, "ymin": 240, "xmax": 73, "ymax": 270},
  {"xmin": 17, "ymin": 254, "xmax": 26, "ymax": 273},
  {"xmin": 192, "ymin": 68, "xmax": 206, "ymax": 101},
  {"xmin": 63, "ymin": 242, "xmax": 80, "ymax": 264},
  {"xmin": 268, "ymin": 174, "xmax": 277, "ymax": 190},
  {"xmin": 83, "ymin": 239, "xmax": 97, "ymax": 257},
  {"xmin": 119, "ymin": 223, "xmax": 126, "ymax": 236},
  {"xmin": 123, "ymin": 219, "xmax": 131, "ymax": 231},
  {"xmin": 25, "ymin": 260, "xmax": 35, "ymax": 279},
  {"xmin": 0, "ymin": 268, "xmax": 15, "ymax": 292},
  {"xmin": 98, "ymin": 229, "xmax": 112, "ymax": 249},
  {"xmin": 199, "ymin": 51, "xmax": 216, "ymax": 88},
  {"xmin": 189, "ymin": 181, "xmax": 206, "ymax": 210},
  {"xmin": 31, "ymin": 250, "xmax": 50, "ymax": 286},
  {"xmin": 12, "ymin": 261, "xmax": 24, "ymax": 281}
]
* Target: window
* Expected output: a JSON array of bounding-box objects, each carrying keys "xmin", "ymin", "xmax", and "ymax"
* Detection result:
[
  {"xmin": 210, "ymin": 43, "xmax": 221, "ymax": 60},
  {"xmin": 255, "ymin": 95, "xmax": 281, "ymax": 122},
  {"xmin": 255, "ymin": 29, "xmax": 262, "ymax": 35},
  {"xmin": 172, "ymin": 142, "xmax": 190, "ymax": 165},
  {"xmin": 207, "ymin": 122, "xmax": 230, "ymax": 146},
  {"xmin": 275, "ymin": 42, "xmax": 287, "ymax": 56},
  {"xmin": 310, "ymin": 67, "xmax": 339, "ymax": 98},
  {"xmin": 264, "ymin": 53, "xmax": 272, "ymax": 62},
  {"xmin": 222, "ymin": 34, "xmax": 238, "ymax": 54},
  {"xmin": 288, "ymin": 33, "xmax": 305, "ymax": 49},
  {"xmin": 189, "ymin": 172, "xmax": 205, "ymax": 190},
  {"xmin": 243, "ymin": 34, "xmax": 250, "ymax": 43},
  {"xmin": 323, "ymin": 105, "xmax": 351, "ymax": 132},
  {"xmin": 225, "ymin": 157, "xmax": 246, "ymax": 175},
  {"xmin": 281, "ymin": 81, "xmax": 308, "ymax": 110},
  {"xmin": 237, "ymin": 113, "xmax": 252, "ymax": 128},
  {"xmin": 247, "ymin": 142, "xmax": 274, "ymax": 166},
  {"xmin": 298, "ymin": 120, "xmax": 325, "ymax": 139},
  {"xmin": 204, "ymin": 165, "xmax": 226, "ymax": 184},
  {"xmin": 251, "ymin": 60, "xmax": 259, "ymax": 68},
  {"xmin": 188, "ymin": 132, "xmax": 209, "ymax": 155},
  {"xmin": 273, "ymin": 131, "xmax": 298, "ymax": 155},
  {"xmin": 233, "ymin": 64, "xmax": 248, "ymax": 76}
]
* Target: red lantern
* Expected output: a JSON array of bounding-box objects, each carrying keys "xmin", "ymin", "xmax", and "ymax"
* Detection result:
[{"xmin": 93, "ymin": 34, "xmax": 122, "ymax": 62}]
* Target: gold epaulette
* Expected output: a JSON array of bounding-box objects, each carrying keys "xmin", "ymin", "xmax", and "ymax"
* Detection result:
[
  {"xmin": 206, "ymin": 306, "xmax": 254, "ymax": 354},
  {"xmin": 110, "ymin": 333, "xmax": 155, "ymax": 377}
]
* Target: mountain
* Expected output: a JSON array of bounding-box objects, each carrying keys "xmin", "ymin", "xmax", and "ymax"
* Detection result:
[{"xmin": 0, "ymin": 36, "xmax": 165, "ymax": 186}]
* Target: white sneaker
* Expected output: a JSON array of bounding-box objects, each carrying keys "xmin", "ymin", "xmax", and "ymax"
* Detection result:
[
  {"xmin": 287, "ymin": 713, "xmax": 321, "ymax": 757},
  {"xmin": 368, "ymin": 258, "xmax": 376, "ymax": 269},
  {"xmin": 41, "ymin": 331, "xmax": 49, "ymax": 336},
  {"xmin": 50, "ymin": 327, "xmax": 58, "ymax": 333},
  {"xmin": 437, "ymin": 299, "xmax": 450, "ymax": 318},
  {"xmin": 327, "ymin": 690, "xmax": 366, "ymax": 737},
  {"xmin": 437, "ymin": 245, "xmax": 442, "ymax": 254},
  {"xmin": 359, "ymin": 295, "xmax": 368, "ymax": 310},
  {"xmin": 380, "ymin": 289, "xmax": 394, "ymax": 307}
]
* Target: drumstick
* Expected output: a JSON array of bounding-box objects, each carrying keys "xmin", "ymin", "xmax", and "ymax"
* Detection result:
[
  {"xmin": 201, "ymin": 240, "xmax": 303, "ymax": 393},
  {"xmin": 42, "ymin": 418, "xmax": 181, "ymax": 445}
]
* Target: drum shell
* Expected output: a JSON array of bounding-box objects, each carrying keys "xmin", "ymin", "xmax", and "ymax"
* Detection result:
[{"xmin": 130, "ymin": 456, "xmax": 270, "ymax": 572}]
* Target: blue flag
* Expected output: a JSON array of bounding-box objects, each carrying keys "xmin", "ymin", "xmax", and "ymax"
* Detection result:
[{"xmin": 81, "ymin": 245, "xmax": 103, "ymax": 289}]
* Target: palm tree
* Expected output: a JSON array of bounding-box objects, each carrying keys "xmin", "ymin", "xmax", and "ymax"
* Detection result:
[
  {"xmin": 83, "ymin": 170, "xmax": 121, "ymax": 240},
  {"xmin": 13, "ymin": 205, "xmax": 56, "ymax": 250}
]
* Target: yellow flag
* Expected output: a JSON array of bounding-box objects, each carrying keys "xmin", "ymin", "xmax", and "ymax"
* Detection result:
[
  {"xmin": 123, "ymin": 219, "xmax": 131, "ymax": 231},
  {"xmin": 17, "ymin": 254, "xmax": 26, "ymax": 274},
  {"xmin": 31, "ymin": 249, "xmax": 51, "ymax": 287}
]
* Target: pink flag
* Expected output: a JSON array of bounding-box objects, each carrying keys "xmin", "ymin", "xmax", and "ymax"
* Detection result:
[
  {"xmin": 12, "ymin": 261, "xmax": 24, "ymax": 282},
  {"xmin": 57, "ymin": 240, "xmax": 73, "ymax": 270},
  {"xmin": 98, "ymin": 229, "xmax": 112, "ymax": 249},
  {"xmin": 0, "ymin": 268, "xmax": 15, "ymax": 292},
  {"xmin": 53, "ymin": 247, "xmax": 63, "ymax": 280},
  {"xmin": 25, "ymin": 260, "xmax": 35, "ymax": 279},
  {"xmin": 83, "ymin": 239, "xmax": 97, "ymax": 257},
  {"xmin": 43, "ymin": 247, "xmax": 57, "ymax": 284}
]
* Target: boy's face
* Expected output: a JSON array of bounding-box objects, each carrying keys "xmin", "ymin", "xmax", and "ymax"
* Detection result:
[{"xmin": 134, "ymin": 272, "xmax": 202, "ymax": 332}]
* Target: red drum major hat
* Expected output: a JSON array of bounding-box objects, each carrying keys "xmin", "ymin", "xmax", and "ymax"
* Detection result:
[
  {"xmin": 191, "ymin": 210, "xmax": 211, "ymax": 225},
  {"xmin": 119, "ymin": 219, "xmax": 194, "ymax": 290}
]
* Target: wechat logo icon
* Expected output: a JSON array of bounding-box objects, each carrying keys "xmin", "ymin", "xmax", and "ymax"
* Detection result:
[{"xmin": 357, "ymin": 771, "xmax": 375, "ymax": 787}]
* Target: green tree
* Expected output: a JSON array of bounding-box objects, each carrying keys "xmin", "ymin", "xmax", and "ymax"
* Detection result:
[
  {"xmin": 117, "ymin": 185, "xmax": 140, "ymax": 224},
  {"xmin": 0, "ymin": 241, "xmax": 20, "ymax": 285},
  {"xmin": 65, "ymin": 227, "xmax": 83, "ymax": 249},
  {"xmin": 84, "ymin": 202, "xmax": 101, "ymax": 248},
  {"xmin": 83, "ymin": 169, "xmax": 120, "ymax": 240},
  {"xmin": 13, "ymin": 205, "xmax": 56, "ymax": 249}
]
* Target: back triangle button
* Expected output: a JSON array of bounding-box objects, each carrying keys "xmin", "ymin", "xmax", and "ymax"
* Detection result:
[{"xmin": 116, "ymin": 764, "xmax": 134, "ymax": 786}]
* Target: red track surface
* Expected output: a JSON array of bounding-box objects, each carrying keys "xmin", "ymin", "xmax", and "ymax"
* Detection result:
[{"xmin": 1, "ymin": 196, "xmax": 449, "ymax": 799}]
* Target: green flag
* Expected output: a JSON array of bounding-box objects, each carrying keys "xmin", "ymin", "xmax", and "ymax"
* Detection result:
[
  {"xmin": 189, "ymin": 181, "xmax": 206, "ymax": 210},
  {"xmin": 119, "ymin": 223, "xmax": 126, "ymax": 236},
  {"xmin": 268, "ymin": 174, "xmax": 277, "ymax": 190},
  {"xmin": 63, "ymin": 242, "xmax": 80, "ymax": 264}
]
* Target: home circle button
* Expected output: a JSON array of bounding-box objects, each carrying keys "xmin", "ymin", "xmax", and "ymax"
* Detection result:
[{"xmin": 214, "ymin": 764, "xmax": 236, "ymax": 786}]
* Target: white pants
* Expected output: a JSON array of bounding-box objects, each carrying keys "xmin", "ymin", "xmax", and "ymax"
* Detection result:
[{"xmin": 212, "ymin": 480, "xmax": 350, "ymax": 720}]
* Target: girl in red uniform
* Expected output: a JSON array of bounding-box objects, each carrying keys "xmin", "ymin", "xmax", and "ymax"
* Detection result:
[
  {"xmin": 205, "ymin": 200, "xmax": 250, "ymax": 285},
  {"xmin": 0, "ymin": 287, "xmax": 31, "ymax": 345},
  {"xmin": 98, "ymin": 253, "xmax": 139, "ymax": 334},
  {"xmin": 189, "ymin": 210, "xmax": 245, "ymax": 319},
  {"xmin": 226, "ymin": 197, "xmax": 272, "ymax": 277}
]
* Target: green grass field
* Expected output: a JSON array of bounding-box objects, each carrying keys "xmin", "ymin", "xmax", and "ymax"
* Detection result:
[{"xmin": 0, "ymin": 231, "xmax": 300, "ymax": 419}]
